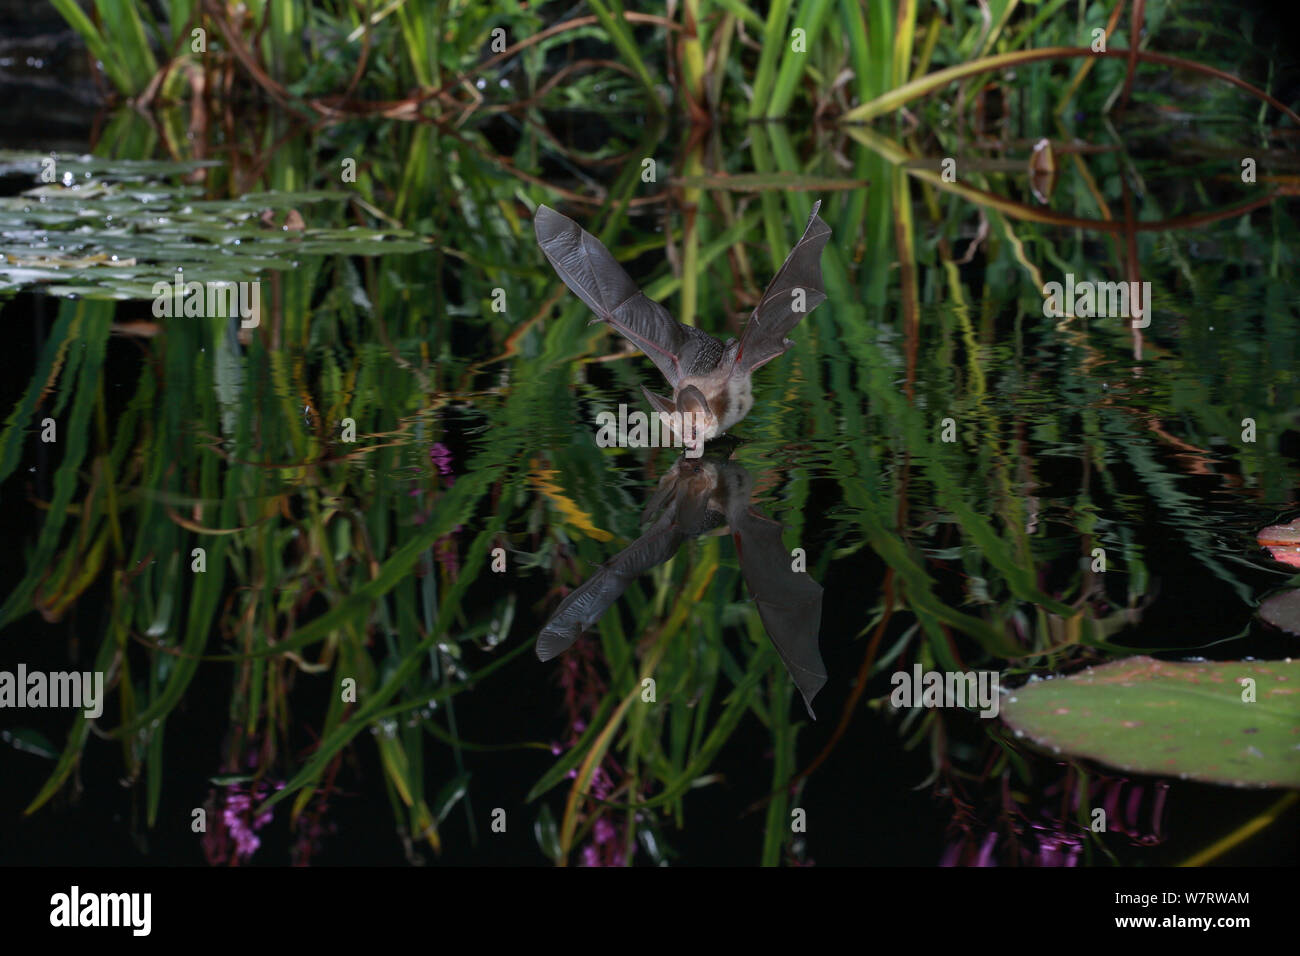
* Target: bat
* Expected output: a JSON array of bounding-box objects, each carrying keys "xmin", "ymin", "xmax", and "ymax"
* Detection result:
[
  {"xmin": 536, "ymin": 440, "xmax": 827, "ymax": 717},
  {"xmin": 534, "ymin": 201, "xmax": 831, "ymax": 452}
]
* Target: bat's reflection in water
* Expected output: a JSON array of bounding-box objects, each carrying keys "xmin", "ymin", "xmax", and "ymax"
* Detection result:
[{"xmin": 537, "ymin": 440, "xmax": 826, "ymax": 717}]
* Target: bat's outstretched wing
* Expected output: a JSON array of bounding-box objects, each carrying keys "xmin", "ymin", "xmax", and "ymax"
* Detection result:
[
  {"xmin": 536, "ymin": 509, "xmax": 685, "ymax": 662},
  {"xmin": 729, "ymin": 496, "xmax": 826, "ymax": 718},
  {"xmin": 736, "ymin": 200, "xmax": 832, "ymax": 376},
  {"xmin": 535, "ymin": 205, "xmax": 724, "ymax": 388}
]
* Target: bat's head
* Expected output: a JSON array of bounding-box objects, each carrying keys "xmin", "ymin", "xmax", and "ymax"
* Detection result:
[{"xmin": 674, "ymin": 384, "xmax": 719, "ymax": 453}]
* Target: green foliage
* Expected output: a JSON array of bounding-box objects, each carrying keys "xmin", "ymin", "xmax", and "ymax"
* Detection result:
[{"xmin": 7, "ymin": 0, "xmax": 1299, "ymax": 866}]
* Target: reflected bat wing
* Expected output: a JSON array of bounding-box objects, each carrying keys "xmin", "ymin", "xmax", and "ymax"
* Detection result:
[
  {"xmin": 736, "ymin": 200, "xmax": 832, "ymax": 375},
  {"xmin": 536, "ymin": 509, "xmax": 685, "ymax": 662},
  {"xmin": 731, "ymin": 507, "xmax": 826, "ymax": 718},
  {"xmin": 535, "ymin": 205, "xmax": 724, "ymax": 388}
]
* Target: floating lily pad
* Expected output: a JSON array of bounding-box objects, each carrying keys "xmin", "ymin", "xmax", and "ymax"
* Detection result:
[
  {"xmin": 0, "ymin": 160, "xmax": 430, "ymax": 300},
  {"xmin": 0, "ymin": 151, "xmax": 224, "ymax": 180},
  {"xmin": 1259, "ymin": 590, "xmax": 1300, "ymax": 635},
  {"xmin": 1002, "ymin": 656, "xmax": 1300, "ymax": 789},
  {"xmin": 1258, "ymin": 516, "xmax": 1300, "ymax": 569}
]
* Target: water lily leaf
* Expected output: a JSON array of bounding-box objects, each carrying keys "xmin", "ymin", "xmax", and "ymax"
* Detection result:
[
  {"xmin": 1002, "ymin": 656, "xmax": 1300, "ymax": 789},
  {"xmin": 1258, "ymin": 590, "xmax": 1300, "ymax": 635},
  {"xmin": 0, "ymin": 173, "xmax": 427, "ymax": 299},
  {"xmin": 0, "ymin": 151, "xmax": 222, "ymax": 179},
  {"xmin": 1258, "ymin": 516, "xmax": 1300, "ymax": 569}
]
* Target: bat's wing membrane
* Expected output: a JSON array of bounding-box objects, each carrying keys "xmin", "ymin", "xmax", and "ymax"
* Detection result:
[
  {"xmin": 731, "ymin": 507, "xmax": 826, "ymax": 717},
  {"xmin": 535, "ymin": 205, "xmax": 722, "ymax": 389},
  {"xmin": 536, "ymin": 510, "xmax": 685, "ymax": 662},
  {"xmin": 736, "ymin": 200, "xmax": 832, "ymax": 376}
]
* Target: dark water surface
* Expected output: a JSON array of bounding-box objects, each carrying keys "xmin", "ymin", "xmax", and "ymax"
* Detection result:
[{"xmin": 2, "ymin": 27, "xmax": 1299, "ymax": 867}]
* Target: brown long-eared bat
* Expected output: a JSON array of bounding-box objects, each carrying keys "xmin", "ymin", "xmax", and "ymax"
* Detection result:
[{"xmin": 534, "ymin": 202, "xmax": 832, "ymax": 451}]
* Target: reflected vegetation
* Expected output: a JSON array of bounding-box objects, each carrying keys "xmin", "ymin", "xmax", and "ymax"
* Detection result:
[
  {"xmin": 1, "ymin": 0, "xmax": 1298, "ymax": 866},
  {"xmin": 537, "ymin": 437, "xmax": 826, "ymax": 717}
]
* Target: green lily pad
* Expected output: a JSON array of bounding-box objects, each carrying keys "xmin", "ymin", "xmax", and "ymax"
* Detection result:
[
  {"xmin": 0, "ymin": 167, "xmax": 429, "ymax": 300},
  {"xmin": 1002, "ymin": 656, "xmax": 1300, "ymax": 789},
  {"xmin": 1259, "ymin": 590, "xmax": 1300, "ymax": 635}
]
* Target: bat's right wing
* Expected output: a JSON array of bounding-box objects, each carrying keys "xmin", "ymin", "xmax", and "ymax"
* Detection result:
[
  {"xmin": 735, "ymin": 200, "xmax": 832, "ymax": 376},
  {"xmin": 535, "ymin": 205, "xmax": 723, "ymax": 388}
]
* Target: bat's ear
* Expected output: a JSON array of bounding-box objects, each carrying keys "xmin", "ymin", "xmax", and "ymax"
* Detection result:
[
  {"xmin": 676, "ymin": 384, "xmax": 711, "ymax": 418},
  {"xmin": 640, "ymin": 385, "xmax": 676, "ymax": 417},
  {"xmin": 676, "ymin": 385, "xmax": 713, "ymax": 448}
]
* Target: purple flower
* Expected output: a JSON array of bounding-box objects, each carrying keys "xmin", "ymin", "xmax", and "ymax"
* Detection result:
[
  {"xmin": 590, "ymin": 766, "xmax": 613, "ymax": 800},
  {"xmin": 430, "ymin": 443, "xmax": 454, "ymax": 478},
  {"xmin": 207, "ymin": 780, "xmax": 282, "ymax": 865}
]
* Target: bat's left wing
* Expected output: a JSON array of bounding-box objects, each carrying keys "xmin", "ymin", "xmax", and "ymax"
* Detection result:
[
  {"xmin": 735, "ymin": 200, "xmax": 832, "ymax": 375},
  {"xmin": 535, "ymin": 205, "xmax": 722, "ymax": 388}
]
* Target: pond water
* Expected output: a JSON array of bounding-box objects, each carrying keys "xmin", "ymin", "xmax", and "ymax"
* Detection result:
[{"xmin": 2, "ymin": 39, "xmax": 1298, "ymax": 867}]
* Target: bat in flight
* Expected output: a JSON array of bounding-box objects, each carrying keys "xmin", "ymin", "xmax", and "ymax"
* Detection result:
[
  {"xmin": 536, "ymin": 439, "xmax": 827, "ymax": 717},
  {"xmin": 535, "ymin": 202, "xmax": 832, "ymax": 452}
]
